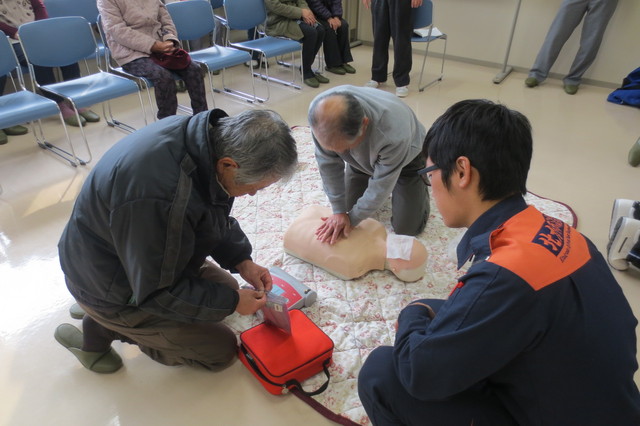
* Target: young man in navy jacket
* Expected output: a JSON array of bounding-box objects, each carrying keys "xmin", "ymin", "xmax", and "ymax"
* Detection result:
[{"xmin": 358, "ymin": 99, "xmax": 640, "ymax": 425}]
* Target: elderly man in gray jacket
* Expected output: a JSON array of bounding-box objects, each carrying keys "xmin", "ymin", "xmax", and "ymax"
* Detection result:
[
  {"xmin": 55, "ymin": 109, "xmax": 297, "ymax": 373},
  {"xmin": 309, "ymin": 85, "xmax": 429, "ymax": 245}
]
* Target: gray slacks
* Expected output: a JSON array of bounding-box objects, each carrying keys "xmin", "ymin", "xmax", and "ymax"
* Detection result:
[
  {"xmin": 528, "ymin": 0, "xmax": 618, "ymax": 85},
  {"xmin": 79, "ymin": 261, "xmax": 239, "ymax": 371}
]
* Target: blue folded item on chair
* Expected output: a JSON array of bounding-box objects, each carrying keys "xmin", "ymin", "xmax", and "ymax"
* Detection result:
[{"xmin": 150, "ymin": 49, "xmax": 192, "ymax": 70}]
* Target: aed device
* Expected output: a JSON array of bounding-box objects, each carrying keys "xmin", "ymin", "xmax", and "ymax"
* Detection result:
[{"xmin": 269, "ymin": 266, "xmax": 317, "ymax": 310}]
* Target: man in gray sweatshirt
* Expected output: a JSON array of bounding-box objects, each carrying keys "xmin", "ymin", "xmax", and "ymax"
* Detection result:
[{"xmin": 308, "ymin": 85, "xmax": 429, "ymax": 244}]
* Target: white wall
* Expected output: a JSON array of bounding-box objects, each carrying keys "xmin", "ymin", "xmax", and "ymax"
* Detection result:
[{"xmin": 355, "ymin": 0, "xmax": 639, "ymax": 86}]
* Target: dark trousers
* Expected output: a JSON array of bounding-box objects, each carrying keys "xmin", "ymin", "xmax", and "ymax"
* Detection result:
[
  {"xmin": 122, "ymin": 57, "xmax": 208, "ymax": 119},
  {"xmin": 76, "ymin": 262, "xmax": 239, "ymax": 371},
  {"xmin": 317, "ymin": 18, "xmax": 353, "ymax": 68},
  {"xmin": 345, "ymin": 153, "xmax": 429, "ymax": 236},
  {"xmin": 299, "ymin": 22, "xmax": 325, "ymax": 79},
  {"xmin": 370, "ymin": 0, "xmax": 413, "ymax": 87},
  {"xmin": 358, "ymin": 299, "xmax": 518, "ymax": 426},
  {"xmin": 0, "ymin": 41, "xmax": 80, "ymax": 103}
]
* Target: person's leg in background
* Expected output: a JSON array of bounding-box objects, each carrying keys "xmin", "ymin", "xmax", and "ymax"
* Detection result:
[
  {"xmin": 299, "ymin": 22, "xmax": 328, "ymax": 88},
  {"xmin": 369, "ymin": 0, "xmax": 391, "ymax": 86},
  {"xmin": 526, "ymin": 0, "xmax": 588, "ymax": 87},
  {"xmin": 123, "ymin": 57, "xmax": 179, "ymax": 119},
  {"xmin": 336, "ymin": 18, "xmax": 355, "ymax": 72},
  {"xmin": 389, "ymin": 0, "xmax": 413, "ymax": 96},
  {"xmin": 0, "ymin": 70, "xmax": 28, "ymax": 145},
  {"xmin": 175, "ymin": 62, "xmax": 208, "ymax": 115},
  {"xmin": 563, "ymin": 0, "xmax": 619, "ymax": 90}
]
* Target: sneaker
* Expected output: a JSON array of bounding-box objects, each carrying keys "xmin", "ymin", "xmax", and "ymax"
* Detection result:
[
  {"xmin": 0, "ymin": 129, "xmax": 7, "ymax": 146},
  {"xmin": 325, "ymin": 66, "xmax": 346, "ymax": 75},
  {"xmin": 628, "ymin": 137, "xmax": 640, "ymax": 167},
  {"xmin": 3, "ymin": 124, "xmax": 29, "ymax": 136},
  {"xmin": 607, "ymin": 217, "xmax": 640, "ymax": 271},
  {"xmin": 609, "ymin": 199, "xmax": 640, "ymax": 240},
  {"xmin": 342, "ymin": 63, "xmax": 356, "ymax": 74},
  {"xmin": 314, "ymin": 73, "xmax": 330, "ymax": 84},
  {"xmin": 244, "ymin": 59, "xmax": 259, "ymax": 68},
  {"xmin": 365, "ymin": 80, "xmax": 380, "ymax": 88},
  {"xmin": 396, "ymin": 86, "xmax": 409, "ymax": 98},
  {"xmin": 303, "ymin": 76, "xmax": 320, "ymax": 88},
  {"xmin": 563, "ymin": 84, "xmax": 579, "ymax": 95},
  {"xmin": 58, "ymin": 102, "xmax": 86, "ymax": 127},
  {"xmin": 525, "ymin": 77, "xmax": 539, "ymax": 88}
]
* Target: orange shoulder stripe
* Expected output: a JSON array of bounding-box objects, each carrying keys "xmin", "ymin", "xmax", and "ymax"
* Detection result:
[{"xmin": 486, "ymin": 206, "xmax": 591, "ymax": 291}]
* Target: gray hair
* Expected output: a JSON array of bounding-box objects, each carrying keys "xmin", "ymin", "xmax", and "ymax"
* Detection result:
[
  {"xmin": 308, "ymin": 91, "xmax": 365, "ymax": 143},
  {"xmin": 210, "ymin": 110, "xmax": 298, "ymax": 185}
]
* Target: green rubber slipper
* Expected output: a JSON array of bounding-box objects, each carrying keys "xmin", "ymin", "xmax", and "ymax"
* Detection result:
[
  {"xmin": 4, "ymin": 124, "xmax": 29, "ymax": 135},
  {"xmin": 341, "ymin": 63, "xmax": 356, "ymax": 74},
  {"xmin": 69, "ymin": 303, "xmax": 86, "ymax": 320},
  {"xmin": 629, "ymin": 137, "xmax": 640, "ymax": 167},
  {"xmin": 314, "ymin": 73, "xmax": 330, "ymax": 84},
  {"xmin": 54, "ymin": 323, "xmax": 123, "ymax": 374},
  {"xmin": 78, "ymin": 109, "xmax": 101, "ymax": 123}
]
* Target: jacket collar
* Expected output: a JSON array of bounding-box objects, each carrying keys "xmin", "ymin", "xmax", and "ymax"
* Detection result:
[
  {"xmin": 456, "ymin": 194, "xmax": 528, "ymax": 268},
  {"xmin": 183, "ymin": 109, "xmax": 231, "ymax": 204}
]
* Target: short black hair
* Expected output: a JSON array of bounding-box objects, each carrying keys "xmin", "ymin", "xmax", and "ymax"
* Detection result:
[{"xmin": 423, "ymin": 99, "xmax": 532, "ymax": 201}]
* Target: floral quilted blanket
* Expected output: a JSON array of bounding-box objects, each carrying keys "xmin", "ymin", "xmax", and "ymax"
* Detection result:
[{"xmin": 223, "ymin": 126, "xmax": 577, "ymax": 425}]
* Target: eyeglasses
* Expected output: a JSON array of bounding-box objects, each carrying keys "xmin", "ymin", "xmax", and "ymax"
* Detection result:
[{"xmin": 417, "ymin": 164, "xmax": 439, "ymax": 186}]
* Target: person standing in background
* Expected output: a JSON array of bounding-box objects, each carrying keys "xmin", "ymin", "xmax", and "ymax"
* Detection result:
[
  {"xmin": 362, "ymin": 0, "xmax": 422, "ymax": 98},
  {"xmin": 525, "ymin": 0, "xmax": 619, "ymax": 95}
]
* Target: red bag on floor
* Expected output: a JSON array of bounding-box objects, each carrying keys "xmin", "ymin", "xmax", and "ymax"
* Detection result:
[{"xmin": 238, "ymin": 309, "xmax": 334, "ymax": 396}]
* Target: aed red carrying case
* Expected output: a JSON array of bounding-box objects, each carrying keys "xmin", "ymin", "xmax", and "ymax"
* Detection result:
[{"xmin": 238, "ymin": 309, "xmax": 334, "ymax": 396}]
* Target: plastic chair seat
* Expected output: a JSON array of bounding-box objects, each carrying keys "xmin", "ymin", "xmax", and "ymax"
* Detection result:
[
  {"xmin": 233, "ymin": 37, "xmax": 301, "ymax": 59},
  {"xmin": 42, "ymin": 72, "xmax": 140, "ymax": 109},
  {"xmin": 0, "ymin": 91, "xmax": 59, "ymax": 128},
  {"xmin": 190, "ymin": 46, "xmax": 251, "ymax": 71}
]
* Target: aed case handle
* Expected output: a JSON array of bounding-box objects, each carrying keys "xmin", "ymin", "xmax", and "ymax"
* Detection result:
[{"xmin": 269, "ymin": 266, "xmax": 317, "ymax": 309}]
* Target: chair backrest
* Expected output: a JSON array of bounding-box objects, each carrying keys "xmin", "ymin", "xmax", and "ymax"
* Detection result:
[
  {"xmin": 0, "ymin": 35, "xmax": 19, "ymax": 79},
  {"xmin": 412, "ymin": 0, "xmax": 433, "ymax": 30},
  {"xmin": 166, "ymin": 0, "xmax": 216, "ymax": 41},
  {"xmin": 45, "ymin": 0, "xmax": 100, "ymax": 24},
  {"xmin": 210, "ymin": 0, "xmax": 224, "ymax": 9},
  {"xmin": 224, "ymin": 0, "xmax": 266, "ymax": 31},
  {"xmin": 18, "ymin": 16, "xmax": 97, "ymax": 68}
]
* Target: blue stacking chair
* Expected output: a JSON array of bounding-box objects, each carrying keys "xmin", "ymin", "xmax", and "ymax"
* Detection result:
[
  {"xmin": 223, "ymin": 0, "xmax": 302, "ymax": 100},
  {"xmin": 44, "ymin": 0, "xmax": 106, "ymax": 63},
  {"xmin": 18, "ymin": 16, "xmax": 146, "ymax": 164},
  {"xmin": 411, "ymin": 0, "xmax": 447, "ymax": 92},
  {"xmin": 0, "ymin": 35, "xmax": 77, "ymax": 166},
  {"xmin": 167, "ymin": 0, "xmax": 258, "ymax": 104}
]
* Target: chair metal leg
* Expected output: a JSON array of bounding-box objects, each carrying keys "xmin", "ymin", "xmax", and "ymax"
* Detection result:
[
  {"xmin": 418, "ymin": 37, "xmax": 447, "ymax": 92},
  {"xmin": 254, "ymin": 51, "xmax": 301, "ymax": 92},
  {"xmin": 32, "ymin": 116, "xmax": 80, "ymax": 167}
]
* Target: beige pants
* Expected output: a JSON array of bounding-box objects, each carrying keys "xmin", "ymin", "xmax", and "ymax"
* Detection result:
[{"xmin": 79, "ymin": 261, "xmax": 240, "ymax": 371}]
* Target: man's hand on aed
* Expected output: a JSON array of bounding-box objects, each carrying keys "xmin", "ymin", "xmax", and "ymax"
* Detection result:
[
  {"xmin": 315, "ymin": 213, "xmax": 352, "ymax": 245},
  {"xmin": 235, "ymin": 259, "xmax": 273, "ymax": 292},
  {"xmin": 236, "ymin": 288, "xmax": 267, "ymax": 315}
]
